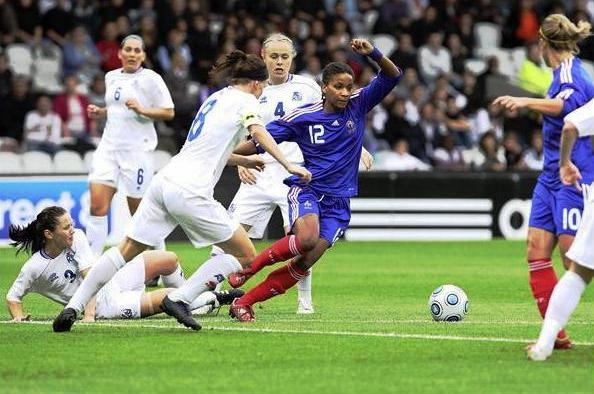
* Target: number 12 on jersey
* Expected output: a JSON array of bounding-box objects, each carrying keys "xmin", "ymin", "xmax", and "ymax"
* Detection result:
[
  {"xmin": 309, "ymin": 125, "xmax": 325, "ymax": 144},
  {"xmin": 187, "ymin": 99, "xmax": 218, "ymax": 142}
]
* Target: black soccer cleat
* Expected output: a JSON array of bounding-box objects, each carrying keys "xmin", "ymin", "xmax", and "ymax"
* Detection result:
[
  {"xmin": 214, "ymin": 289, "xmax": 245, "ymax": 306},
  {"xmin": 53, "ymin": 308, "xmax": 77, "ymax": 332},
  {"xmin": 160, "ymin": 295, "xmax": 201, "ymax": 331}
]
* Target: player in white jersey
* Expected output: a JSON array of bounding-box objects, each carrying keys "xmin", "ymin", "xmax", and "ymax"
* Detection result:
[
  {"xmin": 53, "ymin": 50, "xmax": 311, "ymax": 332},
  {"xmin": 527, "ymin": 101, "xmax": 594, "ymax": 361},
  {"xmin": 86, "ymin": 35, "xmax": 175, "ymax": 257},
  {"xmin": 213, "ymin": 34, "xmax": 374, "ymax": 314},
  {"xmin": 6, "ymin": 207, "xmax": 242, "ymax": 322}
]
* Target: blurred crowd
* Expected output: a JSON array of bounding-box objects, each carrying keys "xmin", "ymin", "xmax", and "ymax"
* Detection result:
[{"xmin": 0, "ymin": 0, "xmax": 592, "ymax": 172}]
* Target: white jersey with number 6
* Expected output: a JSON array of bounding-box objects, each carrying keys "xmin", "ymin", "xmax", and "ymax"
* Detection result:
[
  {"xmin": 99, "ymin": 67, "xmax": 174, "ymax": 151},
  {"xmin": 160, "ymin": 87, "xmax": 264, "ymax": 196}
]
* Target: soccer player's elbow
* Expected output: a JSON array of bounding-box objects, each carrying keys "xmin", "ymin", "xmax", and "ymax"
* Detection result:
[
  {"xmin": 562, "ymin": 121, "xmax": 578, "ymax": 137},
  {"xmin": 164, "ymin": 108, "xmax": 175, "ymax": 120}
]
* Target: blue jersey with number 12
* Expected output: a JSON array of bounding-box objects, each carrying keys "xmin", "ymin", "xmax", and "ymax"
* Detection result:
[{"xmin": 264, "ymin": 71, "xmax": 400, "ymax": 197}]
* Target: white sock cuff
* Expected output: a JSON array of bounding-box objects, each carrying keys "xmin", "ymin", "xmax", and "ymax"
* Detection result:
[
  {"xmin": 89, "ymin": 215, "xmax": 108, "ymax": 224},
  {"xmin": 210, "ymin": 245, "xmax": 225, "ymax": 257},
  {"xmin": 105, "ymin": 247, "xmax": 126, "ymax": 270},
  {"xmin": 563, "ymin": 270, "xmax": 587, "ymax": 290}
]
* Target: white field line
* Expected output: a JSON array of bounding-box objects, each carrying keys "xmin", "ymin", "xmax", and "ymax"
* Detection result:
[{"xmin": 2, "ymin": 320, "xmax": 593, "ymax": 347}]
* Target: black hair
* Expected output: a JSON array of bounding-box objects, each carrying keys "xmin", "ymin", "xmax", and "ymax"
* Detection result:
[
  {"xmin": 321, "ymin": 62, "xmax": 354, "ymax": 85},
  {"xmin": 209, "ymin": 50, "xmax": 268, "ymax": 83},
  {"xmin": 9, "ymin": 206, "xmax": 67, "ymax": 255}
]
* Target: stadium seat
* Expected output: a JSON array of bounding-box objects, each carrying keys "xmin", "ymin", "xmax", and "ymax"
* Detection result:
[
  {"xmin": 581, "ymin": 60, "xmax": 594, "ymax": 81},
  {"xmin": 33, "ymin": 57, "xmax": 63, "ymax": 94},
  {"xmin": 83, "ymin": 150, "xmax": 95, "ymax": 172},
  {"xmin": 153, "ymin": 150, "xmax": 172, "ymax": 172},
  {"xmin": 6, "ymin": 44, "xmax": 33, "ymax": 77},
  {"xmin": 53, "ymin": 150, "xmax": 86, "ymax": 173},
  {"xmin": 372, "ymin": 34, "xmax": 397, "ymax": 57},
  {"xmin": 473, "ymin": 22, "xmax": 501, "ymax": 54},
  {"xmin": 464, "ymin": 58, "xmax": 487, "ymax": 75},
  {"xmin": 0, "ymin": 152, "xmax": 23, "ymax": 174},
  {"xmin": 21, "ymin": 151, "xmax": 54, "ymax": 174},
  {"xmin": 361, "ymin": 10, "xmax": 379, "ymax": 35},
  {"xmin": 476, "ymin": 47, "xmax": 515, "ymax": 80}
]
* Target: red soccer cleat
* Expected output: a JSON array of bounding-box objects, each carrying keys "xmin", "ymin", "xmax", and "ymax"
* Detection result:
[
  {"xmin": 228, "ymin": 269, "xmax": 254, "ymax": 288},
  {"xmin": 229, "ymin": 299, "xmax": 255, "ymax": 322},
  {"xmin": 554, "ymin": 334, "xmax": 573, "ymax": 350}
]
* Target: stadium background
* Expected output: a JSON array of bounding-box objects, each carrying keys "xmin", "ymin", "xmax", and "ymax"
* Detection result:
[{"xmin": 1, "ymin": 0, "xmax": 593, "ymax": 242}]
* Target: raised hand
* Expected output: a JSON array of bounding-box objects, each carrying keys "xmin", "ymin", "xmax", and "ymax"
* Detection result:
[{"xmin": 351, "ymin": 38, "xmax": 374, "ymax": 56}]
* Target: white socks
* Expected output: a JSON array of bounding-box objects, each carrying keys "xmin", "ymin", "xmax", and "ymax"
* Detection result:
[
  {"xmin": 87, "ymin": 215, "xmax": 108, "ymax": 257},
  {"xmin": 189, "ymin": 292, "xmax": 217, "ymax": 315},
  {"xmin": 154, "ymin": 240, "xmax": 166, "ymax": 251},
  {"xmin": 535, "ymin": 270, "xmax": 587, "ymax": 353},
  {"xmin": 161, "ymin": 264, "xmax": 185, "ymax": 288},
  {"xmin": 297, "ymin": 268, "xmax": 312, "ymax": 303},
  {"xmin": 168, "ymin": 254, "xmax": 241, "ymax": 305},
  {"xmin": 66, "ymin": 247, "xmax": 127, "ymax": 313}
]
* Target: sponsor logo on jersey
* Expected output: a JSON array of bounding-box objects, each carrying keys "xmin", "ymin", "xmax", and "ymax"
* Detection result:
[
  {"xmin": 292, "ymin": 92, "xmax": 302, "ymax": 101},
  {"xmin": 259, "ymin": 96, "xmax": 268, "ymax": 104},
  {"xmin": 346, "ymin": 119, "xmax": 355, "ymax": 134},
  {"xmin": 66, "ymin": 251, "xmax": 76, "ymax": 265},
  {"xmin": 49, "ymin": 273, "xmax": 59, "ymax": 282},
  {"xmin": 331, "ymin": 120, "xmax": 340, "ymax": 126},
  {"xmin": 303, "ymin": 200, "xmax": 313, "ymax": 209}
]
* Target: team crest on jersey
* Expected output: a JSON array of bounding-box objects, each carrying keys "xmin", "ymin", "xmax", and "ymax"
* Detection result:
[
  {"xmin": 346, "ymin": 119, "xmax": 355, "ymax": 134},
  {"xmin": 66, "ymin": 251, "xmax": 76, "ymax": 265},
  {"xmin": 259, "ymin": 96, "xmax": 268, "ymax": 104},
  {"xmin": 49, "ymin": 273, "xmax": 59, "ymax": 283},
  {"xmin": 292, "ymin": 92, "xmax": 303, "ymax": 101},
  {"xmin": 121, "ymin": 309, "xmax": 134, "ymax": 319}
]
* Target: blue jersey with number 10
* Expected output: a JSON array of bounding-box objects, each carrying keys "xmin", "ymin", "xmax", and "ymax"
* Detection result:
[{"xmin": 264, "ymin": 71, "xmax": 400, "ymax": 197}]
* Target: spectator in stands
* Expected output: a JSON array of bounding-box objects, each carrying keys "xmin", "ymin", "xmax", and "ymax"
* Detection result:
[
  {"xmin": 404, "ymin": 84, "xmax": 426, "ymax": 125},
  {"xmin": 87, "ymin": 73, "xmax": 106, "ymax": 136},
  {"xmin": 23, "ymin": 94, "xmax": 62, "ymax": 154},
  {"xmin": 53, "ymin": 74, "xmax": 95, "ymax": 154},
  {"xmin": 390, "ymin": 33, "xmax": 418, "ymax": 72},
  {"xmin": 135, "ymin": 15, "xmax": 158, "ymax": 70},
  {"xmin": 373, "ymin": 0, "xmax": 410, "ymax": 35},
  {"xmin": 14, "ymin": 0, "xmax": 42, "ymax": 46},
  {"xmin": 505, "ymin": 0, "xmax": 540, "ymax": 47},
  {"xmin": 455, "ymin": 12, "xmax": 475, "ymax": 57},
  {"xmin": 128, "ymin": 0, "xmax": 157, "ymax": 30},
  {"xmin": 418, "ymin": 101, "xmax": 446, "ymax": 157},
  {"xmin": 96, "ymin": 22, "xmax": 121, "ymax": 72},
  {"xmin": 0, "ymin": 52, "xmax": 13, "ymax": 98},
  {"xmin": 377, "ymin": 139, "xmax": 431, "ymax": 171},
  {"xmin": 409, "ymin": 5, "xmax": 440, "ymax": 47},
  {"xmin": 518, "ymin": 41, "xmax": 553, "ymax": 97},
  {"xmin": 502, "ymin": 131, "xmax": 525, "ymax": 169},
  {"xmin": 446, "ymin": 33, "xmax": 468, "ymax": 81},
  {"xmin": 100, "ymin": 0, "xmax": 128, "ymax": 24},
  {"xmin": 0, "ymin": 0, "xmax": 17, "ymax": 45},
  {"xmin": 299, "ymin": 56, "xmax": 323, "ymax": 82},
  {"xmin": 418, "ymin": 32, "xmax": 452, "ymax": 85},
  {"xmin": 0, "ymin": 76, "xmax": 35, "ymax": 151},
  {"xmin": 62, "ymin": 25, "xmax": 101, "ymax": 84},
  {"xmin": 188, "ymin": 13, "xmax": 216, "ymax": 82},
  {"xmin": 42, "ymin": 0, "xmax": 74, "ymax": 47},
  {"xmin": 445, "ymin": 95, "xmax": 472, "ymax": 148},
  {"xmin": 157, "ymin": 28, "xmax": 192, "ymax": 74},
  {"xmin": 466, "ymin": 130, "xmax": 506, "ymax": 171},
  {"xmin": 520, "ymin": 128, "xmax": 544, "ymax": 170},
  {"xmin": 432, "ymin": 133, "xmax": 467, "ymax": 170}
]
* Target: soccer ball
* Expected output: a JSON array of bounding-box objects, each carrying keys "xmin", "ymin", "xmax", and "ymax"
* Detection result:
[{"xmin": 428, "ymin": 284, "xmax": 469, "ymax": 322}]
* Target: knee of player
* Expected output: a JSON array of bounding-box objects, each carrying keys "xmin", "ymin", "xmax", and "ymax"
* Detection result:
[
  {"xmin": 90, "ymin": 201, "xmax": 109, "ymax": 216},
  {"xmin": 163, "ymin": 251, "xmax": 179, "ymax": 271},
  {"xmin": 298, "ymin": 233, "xmax": 319, "ymax": 252},
  {"xmin": 236, "ymin": 249, "xmax": 257, "ymax": 268}
]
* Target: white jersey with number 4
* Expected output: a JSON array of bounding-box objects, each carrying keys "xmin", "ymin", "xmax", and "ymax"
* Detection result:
[
  {"xmin": 99, "ymin": 67, "xmax": 174, "ymax": 151},
  {"xmin": 259, "ymin": 74, "xmax": 321, "ymax": 165},
  {"xmin": 160, "ymin": 87, "xmax": 264, "ymax": 196},
  {"xmin": 6, "ymin": 229, "xmax": 94, "ymax": 305}
]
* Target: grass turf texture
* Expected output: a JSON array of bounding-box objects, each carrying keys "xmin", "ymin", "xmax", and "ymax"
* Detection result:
[{"xmin": 0, "ymin": 241, "xmax": 592, "ymax": 394}]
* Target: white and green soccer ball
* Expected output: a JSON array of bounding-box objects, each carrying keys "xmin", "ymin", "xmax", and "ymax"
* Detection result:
[{"xmin": 428, "ymin": 284, "xmax": 469, "ymax": 322}]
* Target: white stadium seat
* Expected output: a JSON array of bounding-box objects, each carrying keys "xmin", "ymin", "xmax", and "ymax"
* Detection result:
[
  {"xmin": 361, "ymin": 10, "xmax": 379, "ymax": 35},
  {"xmin": 53, "ymin": 150, "xmax": 86, "ymax": 173},
  {"xmin": 21, "ymin": 151, "xmax": 54, "ymax": 174},
  {"xmin": 0, "ymin": 152, "xmax": 23, "ymax": 174},
  {"xmin": 6, "ymin": 44, "xmax": 33, "ymax": 77},
  {"xmin": 473, "ymin": 22, "xmax": 501, "ymax": 54},
  {"xmin": 372, "ymin": 34, "xmax": 397, "ymax": 58},
  {"xmin": 33, "ymin": 57, "xmax": 63, "ymax": 94},
  {"xmin": 464, "ymin": 58, "xmax": 487, "ymax": 75},
  {"xmin": 153, "ymin": 150, "xmax": 172, "ymax": 172}
]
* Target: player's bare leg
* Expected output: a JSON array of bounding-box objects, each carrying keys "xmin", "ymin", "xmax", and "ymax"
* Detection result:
[{"xmin": 526, "ymin": 227, "xmax": 571, "ymax": 348}]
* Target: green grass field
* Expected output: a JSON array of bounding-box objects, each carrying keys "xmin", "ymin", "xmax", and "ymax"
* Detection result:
[{"xmin": 0, "ymin": 241, "xmax": 592, "ymax": 394}]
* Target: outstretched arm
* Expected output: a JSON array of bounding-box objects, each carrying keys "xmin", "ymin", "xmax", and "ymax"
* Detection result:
[
  {"xmin": 6, "ymin": 299, "xmax": 30, "ymax": 322},
  {"xmin": 492, "ymin": 96, "xmax": 563, "ymax": 116}
]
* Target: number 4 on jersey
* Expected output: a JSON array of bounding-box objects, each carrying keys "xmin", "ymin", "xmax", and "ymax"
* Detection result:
[
  {"xmin": 274, "ymin": 102, "xmax": 285, "ymax": 117},
  {"xmin": 187, "ymin": 99, "xmax": 217, "ymax": 142}
]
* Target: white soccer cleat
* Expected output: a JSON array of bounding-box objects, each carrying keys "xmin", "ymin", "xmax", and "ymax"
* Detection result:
[
  {"xmin": 526, "ymin": 343, "xmax": 552, "ymax": 361},
  {"xmin": 297, "ymin": 299, "xmax": 315, "ymax": 314}
]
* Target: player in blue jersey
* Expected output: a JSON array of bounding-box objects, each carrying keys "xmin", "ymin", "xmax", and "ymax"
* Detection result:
[
  {"xmin": 227, "ymin": 38, "xmax": 402, "ymax": 321},
  {"xmin": 493, "ymin": 14, "xmax": 593, "ymax": 350}
]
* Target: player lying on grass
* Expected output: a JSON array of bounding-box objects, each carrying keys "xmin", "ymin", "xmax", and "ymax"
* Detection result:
[
  {"xmin": 6, "ymin": 206, "xmax": 242, "ymax": 322},
  {"xmin": 227, "ymin": 38, "xmax": 402, "ymax": 321},
  {"xmin": 527, "ymin": 94, "xmax": 594, "ymax": 361}
]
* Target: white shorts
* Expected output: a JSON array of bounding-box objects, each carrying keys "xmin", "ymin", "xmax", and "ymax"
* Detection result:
[
  {"xmin": 95, "ymin": 254, "xmax": 146, "ymax": 319},
  {"xmin": 229, "ymin": 164, "xmax": 290, "ymax": 238},
  {"xmin": 127, "ymin": 173, "xmax": 238, "ymax": 248},
  {"xmin": 564, "ymin": 98, "xmax": 594, "ymax": 137},
  {"xmin": 566, "ymin": 183, "xmax": 594, "ymax": 269},
  {"xmin": 88, "ymin": 146, "xmax": 155, "ymax": 198}
]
